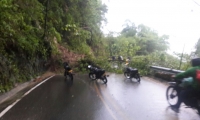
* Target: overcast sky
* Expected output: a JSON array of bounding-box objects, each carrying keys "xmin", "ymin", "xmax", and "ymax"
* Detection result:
[{"xmin": 101, "ymin": 0, "xmax": 200, "ymax": 54}]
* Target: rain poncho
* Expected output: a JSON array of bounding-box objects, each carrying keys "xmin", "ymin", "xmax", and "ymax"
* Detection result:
[{"xmin": 175, "ymin": 66, "xmax": 200, "ymax": 90}]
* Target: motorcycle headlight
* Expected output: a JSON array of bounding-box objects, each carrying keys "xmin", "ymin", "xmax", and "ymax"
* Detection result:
[{"xmin": 88, "ymin": 65, "xmax": 91, "ymax": 69}]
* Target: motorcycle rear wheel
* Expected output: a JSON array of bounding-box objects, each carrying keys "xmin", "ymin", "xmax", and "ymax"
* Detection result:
[
  {"xmin": 135, "ymin": 74, "xmax": 141, "ymax": 82},
  {"xmin": 65, "ymin": 74, "xmax": 73, "ymax": 81},
  {"xmin": 102, "ymin": 76, "xmax": 107, "ymax": 84},
  {"xmin": 166, "ymin": 86, "xmax": 179, "ymax": 106}
]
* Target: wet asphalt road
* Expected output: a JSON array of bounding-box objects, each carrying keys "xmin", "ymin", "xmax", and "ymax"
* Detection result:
[{"xmin": 0, "ymin": 73, "xmax": 200, "ymax": 120}]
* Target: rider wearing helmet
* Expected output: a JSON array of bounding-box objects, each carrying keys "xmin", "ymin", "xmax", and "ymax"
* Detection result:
[
  {"xmin": 172, "ymin": 57, "xmax": 200, "ymax": 113},
  {"xmin": 63, "ymin": 62, "xmax": 71, "ymax": 76}
]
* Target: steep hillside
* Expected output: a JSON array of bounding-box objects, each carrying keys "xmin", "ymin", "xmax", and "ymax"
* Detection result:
[
  {"xmin": 0, "ymin": 0, "xmax": 107, "ymax": 93},
  {"xmin": 48, "ymin": 43, "xmax": 85, "ymax": 72}
]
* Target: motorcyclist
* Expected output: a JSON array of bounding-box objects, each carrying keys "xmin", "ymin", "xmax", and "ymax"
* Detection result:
[
  {"xmin": 118, "ymin": 56, "xmax": 123, "ymax": 61},
  {"xmin": 125, "ymin": 58, "xmax": 129, "ymax": 66},
  {"xmin": 63, "ymin": 62, "xmax": 71, "ymax": 77},
  {"xmin": 171, "ymin": 57, "xmax": 200, "ymax": 113}
]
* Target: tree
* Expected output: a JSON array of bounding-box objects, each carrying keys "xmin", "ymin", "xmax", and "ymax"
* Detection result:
[
  {"xmin": 0, "ymin": 0, "xmax": 108, "ymax": 92},
  {"xmin": 121, "ymin": 20, "xmax": 137, "ymax": 37},
  {"xmin": 136, "ymin": 24, "xmax": 169, "ymax": 55}
]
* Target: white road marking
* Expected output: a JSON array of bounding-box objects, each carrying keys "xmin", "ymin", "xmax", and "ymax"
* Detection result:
[{"xmin": 0, "ymin": 75, "xmax": 55, "ymax": 118}]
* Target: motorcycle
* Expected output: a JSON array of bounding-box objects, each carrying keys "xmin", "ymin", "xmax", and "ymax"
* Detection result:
[
  {"xmin": 63, "ymin": 62, "xmax": 73, "ymax": 81},
  {"xmin": 166, "ymin": 80, "xmax": 200, "ymax": 114},
  {"xmin": 87, "ymin": 65, "xmax": 108, "ymax": 84},
  {"xmin": 64, "ymin": 69, "xmax": 73, "ymax": 81},
  {"xmin": 124, "ymin": 66, "xmax": 141, "ymax": 82}
]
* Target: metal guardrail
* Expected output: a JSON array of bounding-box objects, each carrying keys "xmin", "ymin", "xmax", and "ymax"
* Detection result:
[{"xmin": 150, "ymin": 66, "xmax": 185, "ymax": 74}]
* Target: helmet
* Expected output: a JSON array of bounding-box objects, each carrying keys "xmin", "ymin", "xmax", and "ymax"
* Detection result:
[
  {"xmin": 191, "ymin": 57, "xmax": 200, "ymax": 67},
  {"xmin": 63, "ymin": 62, "xmax": 68, "ymax": 66},
  {"xmin": 118, "ymin": 56, "xmax": 123, "ymax": 61}
]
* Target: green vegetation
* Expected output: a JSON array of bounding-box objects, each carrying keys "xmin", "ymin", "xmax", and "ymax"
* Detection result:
[
  {"xmin": 0, "ymin": 0, "xmax": 107, "ymax": 92},
  {"xmin": 1, "ymin": 0, "xmax": 200, "ymax": 93},
  {"xmin": 101, "ymin": 21, "xmax": 194, "ymax": 76}
]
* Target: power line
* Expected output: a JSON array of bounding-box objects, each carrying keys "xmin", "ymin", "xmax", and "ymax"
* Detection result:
[{"xmin": 193, "ymin": 0, "xmax": 200, "ymax": 6}]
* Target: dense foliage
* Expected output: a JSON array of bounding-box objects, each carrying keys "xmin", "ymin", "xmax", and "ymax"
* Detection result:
[
  {"xmin": 100, "ymin": 21, "xmax": 196, "ymax": 76},
  {"xmin": 0, "ymin": 0, "xmax": 107, "ymax": 92},
  {"xmin": 1, "ymin": 0, "xmax": 199, "ymax": 93}
]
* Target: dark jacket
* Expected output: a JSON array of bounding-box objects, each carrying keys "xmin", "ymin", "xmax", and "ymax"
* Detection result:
[{"xmin": 175, "ymin": 66, "xmax": 200, "ymax": 90}]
